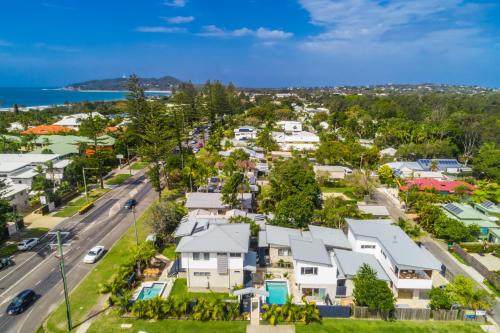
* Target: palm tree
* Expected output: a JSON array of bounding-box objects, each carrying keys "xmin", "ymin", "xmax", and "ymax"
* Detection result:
[
  {"xmin": 261, "ymin": 304, "xmax": 284, "ymax": 325},
  {"xmin": 298, "ymin": 297, "xmax": 322, "ymax": 324},
  {"xmin": 281, "ymin": 295, "xmax": 298, "ymax": 323}
]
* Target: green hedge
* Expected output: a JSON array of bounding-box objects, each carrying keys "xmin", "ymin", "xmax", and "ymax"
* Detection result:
[
  {"xmin": 79, "ymin": 202, "xmax": 95, "ymax": 214},
  {"xmin": 460, "ymin": 242, "xmax": 500, "ymax": 253}
]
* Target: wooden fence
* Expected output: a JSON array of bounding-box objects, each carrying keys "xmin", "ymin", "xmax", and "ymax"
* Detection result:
[{"xmin": 352, "ymin": 306, "xmax": 485, "ymax": 322}]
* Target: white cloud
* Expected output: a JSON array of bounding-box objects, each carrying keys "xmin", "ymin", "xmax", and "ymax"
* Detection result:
[
  {"xmin": 298, "ymin": 0, "xmax": 490, "ymax": 55},
  {"xmin": 199, "ymin": 25, "xmax": 293, "ymax": 39},
  {"xmin": 135, "ymin": 26, "xmax": 186, "ymax": 33},
  {"xmin": 162, "ymin": 16, "xmax": 194, "ymax": 24},
  {"xmin": 164, "ymin": 0, "xmax": 186, "ymax": 7},
  {"xmin": 256, "ymin": 28, "xmax": 293, "ymax": 40}
]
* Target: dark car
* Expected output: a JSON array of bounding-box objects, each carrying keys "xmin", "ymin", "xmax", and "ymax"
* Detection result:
[
  {"xmin": 6, "ymin": 289, "xmax": 37, "ymax": 315},
  {"xmin": 124, "ymin": 199, "xmax": 137, "ymax": 210},
  {"xmin": 0, "ymin": 257, "xmax": 14, "ymax": 270}
]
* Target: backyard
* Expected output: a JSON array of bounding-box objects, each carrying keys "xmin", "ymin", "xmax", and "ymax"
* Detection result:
[
  {"xmin": 169, "ymin": 278, "xmax": 236, "ymax": 300},
  {"xmin": 54, "ymin": 188, "xmax": 110, "ymax": 218}
]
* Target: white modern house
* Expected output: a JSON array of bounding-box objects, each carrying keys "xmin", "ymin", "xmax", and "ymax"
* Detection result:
[
  {"xmin": 53, "ymin": 112, "xmax": 103, "ymax": 130},
  {"xmin": 276, "ymin": 121, "xmax": 302, "ymax": 132},
  {"xmin": 272, "ymin": 131, "xmax": 320, "ymax": 151},
  {"xmin": 346, "ymin": 219, "xmax": 441, "ymax": 300},
  {"xmin": 185, "ymin": 192, "xmax": 253, "ymax": 214},
  {"xmin": 175, "ymin": 222, "xmax": 256, "ymax": 291},
  {"xmin": 0, "ymin": 181, "xmax": 29, "ymax": 212},
  {"xmin": 234, "ymin": 126, "xmax": 257, "ymax": 141}
]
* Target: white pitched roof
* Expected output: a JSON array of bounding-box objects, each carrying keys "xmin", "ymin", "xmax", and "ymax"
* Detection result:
[{"xmin": 176, "ymin": 224, "xmax": 250, "ymax": 253}]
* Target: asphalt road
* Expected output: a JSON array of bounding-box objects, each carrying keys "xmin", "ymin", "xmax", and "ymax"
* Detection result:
[{"xmin": 0, "ymin": 171, "xmax": 155, "ymax": 333}]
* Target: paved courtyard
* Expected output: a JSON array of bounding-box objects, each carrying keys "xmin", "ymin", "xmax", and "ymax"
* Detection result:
[{"xmin": 471, "ymin": 253, "xmax": 500, "ymax": 271}]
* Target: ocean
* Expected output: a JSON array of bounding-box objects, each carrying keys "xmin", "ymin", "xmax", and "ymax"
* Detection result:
[{"xmin": 0, "ymin": 87, "xmax": 170, "ymax": 109}]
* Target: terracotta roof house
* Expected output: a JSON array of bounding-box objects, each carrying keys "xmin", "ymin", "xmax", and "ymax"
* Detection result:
[
  {"xmin": 400, "ymin": 178, "xmax": 475, "ymax": 194},
  {"xmin": 21, "ymin": 125, "xmax": 73, "ymax": 135}
]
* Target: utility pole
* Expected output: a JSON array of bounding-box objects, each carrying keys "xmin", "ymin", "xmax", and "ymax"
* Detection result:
[
  {"xmin": 56, "ymin": 231, "xmax": 72, "ymax": 331},
  {"xmin": 82, "ymin": 167, "xmax": 98, "ymax": 203},
  {"xmin": 126, "ymin": 146, "xmax": 132, "ymax": 176},
  {"xmin": 131, "ymin": 206, "xmax": 138, "ymax": 246}
]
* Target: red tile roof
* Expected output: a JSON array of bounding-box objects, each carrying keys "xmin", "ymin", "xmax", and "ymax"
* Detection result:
[
  {"xmin": 400, "ymin": 178, "xmax": 475, "ymax": 193},
  {"xmin": 21, "ymin": 125, "xmax": 73, "ymax": 135}
]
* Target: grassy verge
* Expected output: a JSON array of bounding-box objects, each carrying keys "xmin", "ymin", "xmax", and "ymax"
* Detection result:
[
  {"xmin": 450, "ymin": 250, "xmax": 470, "ymax": 266},
  {"xmin": 105, "ymin": 173, "xmax": 132, "ymax": 186},
  {"xmin": 87, "ymin": 310, "xmax": 246, "ymax": 333},
  {"xmin": 483, "ymin": 279, "xmax": 500, "ymax": 297},
  {"xmin": 0, "ymin": 227, "xmax": 50, "ymax": 257},
  {"xmin": 44, "ymin": 194, "xmax": 157, "ymax": 332},
  {"xmin": 296, "ymin": 319, "xmax": 483, "ymax": 333},
  {"xmin": 161, "ymin": 243, "xmax": 176, "ymax": 260},
  {"xmin": 130, "ymin": 161, "xmax": 148, "ymax": 170},
  {"xmin": 85, "ymin": 312, "xmax": 483, "ymax": 333},
  {"xmin": 169, "ymin": 278, "xmax": 236, "ymax": 300},
  {"xmin": 54, "ymin": 188, "xmax": 111, "ymax": 218}
]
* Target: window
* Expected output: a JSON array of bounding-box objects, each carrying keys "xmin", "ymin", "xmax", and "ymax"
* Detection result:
[
  {"xmin": 230, "ymin": 253, "xmax": 241, "ymax": 258},
  {"xmin": 194, "ymin": 272, "xmax": 211, "ymax": 277},
  {"xmin": 300, "ymin": 267, "xmax": 318, "ymax": 275},
  {"xmin": 278, "ymin": 248, "xmax": 291, "ymax": 256},
  {"xmin": 193, "ymin": 252, "xmax": 210, "ymax": 261},
  {"xmin": 234, "ymin": 271, "xmax": 241, "ymax": 273},
  {"xmin": 302, "ymin": 288, "xmax": 326, "ymax": 299},
  {"xmin": 361, "ymin": 244, "xmax": 376, "ymax": 249}
]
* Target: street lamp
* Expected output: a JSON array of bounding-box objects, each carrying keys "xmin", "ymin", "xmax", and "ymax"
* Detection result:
[{"xmin": 82, "ymin": 167, "xmax": 98, "ymax": 202}]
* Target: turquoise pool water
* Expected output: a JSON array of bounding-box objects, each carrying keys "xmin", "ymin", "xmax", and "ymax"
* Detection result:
[
  {"xmin": 137, "ymin": 283, "xmax": 164, "ymax": 300},
  {"xmin": 266, "ymin": 281, "xmax": 288, "ymax": 304}
]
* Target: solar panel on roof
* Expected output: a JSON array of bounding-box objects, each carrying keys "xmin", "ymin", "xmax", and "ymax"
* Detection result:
[
  {"xmin": 444, "ymin": 203, "xmax": 463, "ymax": 215},
  {"xmin": 482, "ymin": 201, "xmax": 495, "ymax": 208}
]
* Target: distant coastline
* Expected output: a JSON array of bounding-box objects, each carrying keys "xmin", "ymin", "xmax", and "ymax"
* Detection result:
[{"xmin": 0, "ymin": 87, "xmax": 170, "ymax": 111}]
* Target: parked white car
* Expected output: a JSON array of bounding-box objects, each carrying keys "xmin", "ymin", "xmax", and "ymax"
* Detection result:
[
  {"xmin": 17, "ymin": 238, "xmax": 39, "ymax": 251},
  {"xmin": 83, "ymin": 246, "xmax": 105, "ymax": 264}
]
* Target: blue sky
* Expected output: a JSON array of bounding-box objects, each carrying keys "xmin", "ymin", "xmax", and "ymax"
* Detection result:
[{"xmin": 1, "ymin": 0, "xmax": 500, "ymax": 87}]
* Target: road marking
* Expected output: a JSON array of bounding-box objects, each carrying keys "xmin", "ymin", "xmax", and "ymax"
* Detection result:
[
  {"xmin": 50, "ymin": 268, "xmax": 55, "ymax": 272},
  {"xmin": 35, "ymin": 280, "xmax": 42, "ymax": 286},
  {"xmin": 17, "ymin": 307, "xmax": 36, "ymax": 333},
  {"xmin": 0, "ymin": 256, "xmax": 56, "ymax": 300},
  {"xmin": 0, "ymin": 244, "xmax": 50, "ymax": 284}
]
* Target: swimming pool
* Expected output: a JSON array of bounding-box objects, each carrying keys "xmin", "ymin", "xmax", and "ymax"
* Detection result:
[
  {"xmin": 265, "ymin": 281, "xmax": 288, "ymax": 305},
  {"xmin": 137, "ymin": 282, "xmax": 165, "ymax": 300}
]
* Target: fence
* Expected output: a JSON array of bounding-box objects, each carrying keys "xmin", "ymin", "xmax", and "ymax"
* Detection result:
[
  {"xmin": 352, "ymin": 306, "xmax": 485, "ymax": 322},
  {"xmin": 317, "ymin": 305, "xmax": 351, "ymax": 318},
  {"xmin": 451, "ymin": 245, "xmax": 500, "ymax": 290}
]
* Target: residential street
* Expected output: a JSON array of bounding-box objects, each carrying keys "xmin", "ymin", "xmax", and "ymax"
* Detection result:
[
  {"xmin": 0, "ymin": 171, "xmax": 155, "ymax": 333},
  {"xmin": 374, "ymin": 189, "xmax": 500, "ymax": 325}
]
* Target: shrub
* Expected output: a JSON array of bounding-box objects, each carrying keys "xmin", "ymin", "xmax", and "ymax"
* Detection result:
[{"xmin": 78, "ymin": 202, "xmax": 94, "ymax": 214}]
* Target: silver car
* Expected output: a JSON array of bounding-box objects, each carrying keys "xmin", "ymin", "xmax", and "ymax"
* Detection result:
[{"xmin": 17, "ymin": 238, "xmax": 39, "ymax": 251}]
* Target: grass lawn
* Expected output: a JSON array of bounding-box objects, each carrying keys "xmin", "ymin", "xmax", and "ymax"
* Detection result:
[
  {"xmin": 484, "ymin": 279, "xmax": 500, "ymax": 297},
  {"xmin": 169, "ymin": 278, "xmax": 236, "ymax": 300},
  {"xmin": 105, "ymin": 173, "xmax": 132, "ymax": 186},
  {"xmin": 0, "ymin": 243, "xmax": 18, "ymax": 257},
  {"xmin": 44, "ymin": 194, "xmax": 157, "ymax": 333},
  {"xmin": 84, "ymin": 312, "xmax": 483, "ymax": 333},
  {"xmin": 450, "ymin": 250, "xmax": 470, "ymax": 266},
  {"xmin": 87, "ymin": 310, "xmax": 246, "ymax": 333},
  {"xmin": 161, "ymin": 243, "xmax": 177, "ymax": 260},
  {"xmin": 54, "ymin": 188, "xmax": 111, "ymax": 218},
  {"xmin": 296, "ymin": 319, "xmax": 483, "ymax": 333},
  {"xmin": 130, "ymin": 161, "xmax": 148, "ymax": 170}
]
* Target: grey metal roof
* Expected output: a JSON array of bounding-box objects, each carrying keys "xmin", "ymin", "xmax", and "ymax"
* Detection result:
[
  {"xmin": 347, "ymin": 220, "xmax": 441, "ymax": 270},
  {"xmin": 174, "ymin": 220, "xmax": 198, "ymax": 237},
  {"xmin": 185, "ymin": 192, "xmax": 253, "ymax": 210},
  {"xmin": 290, "ymin": 237, "xmax": 332, "ymax": 266},
  {"xmin": 308, "ymin": 225, "xmax": 351, "ymax": 250},
  {"xmin": 262, "ymin": 225, "xmax": 302, "ymax": 247},
  {"xmin": 345, "ymin": 218, "xmax": 393, "ymax": 225},
  {"xmin": 333, "ymin": 249, "xmax": 390, "ymax": 281},
  {"xmin": 176, "ymin": 223, "xmax": 250, "ymax": 253},
  {"xmin": 357, "ymin": 204, "xmax": 390, "ymax": 216},
  {"xmin": 313, "ymin": 165, "xmax": 346, "ymax": 172}
]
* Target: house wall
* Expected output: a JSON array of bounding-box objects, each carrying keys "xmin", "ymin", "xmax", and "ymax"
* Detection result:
[
  {"xmin": 180, "ymin": 252, "xmax": 245, "ymax": 290},
  {"xmin": 5, "ymin": 189, "xmax": 29, "ymax": 212},
  {"xmin": 293, "ymin": 260, "xmax": 337, "ymax": 285},
  {"xmin": 347, "ymin": 228, "xmax": 433, "ymax": 294},
  {"xmin": 269, "ymin": 246, "xmax": 293, "ymax": 265}
]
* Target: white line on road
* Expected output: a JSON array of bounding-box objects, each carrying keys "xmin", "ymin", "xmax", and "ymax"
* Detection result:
[
  {"xmin": 50, "ymin": 268, "xmax": 55, "ymax": 272},
  {"xmin": 35, "ymin": 280, "xmax": 42, "ymax": 286},
  {"xmin": 0, "ymin": 244, "xmax": 50, "ymax": 284}
]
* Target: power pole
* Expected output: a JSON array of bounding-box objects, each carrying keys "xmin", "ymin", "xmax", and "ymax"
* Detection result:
[
  {"xmin": 82, "ymin": 167, "xmax": 88, "ymax": 202},
  {"xmin": 56, "ymin": 231, "xmax": 72, "ymax": 331},
  {"xmin": 126, "ymin": 146, "xmax": 132, "ymax": 176}
]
